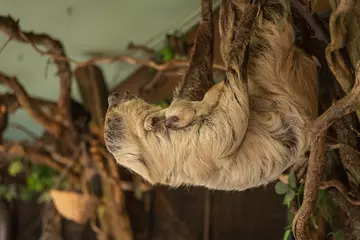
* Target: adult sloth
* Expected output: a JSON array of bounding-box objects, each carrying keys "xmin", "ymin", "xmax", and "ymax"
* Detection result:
[{"xmin": 104, "ymin": 0, "xmax": 318, "ymax": 191}]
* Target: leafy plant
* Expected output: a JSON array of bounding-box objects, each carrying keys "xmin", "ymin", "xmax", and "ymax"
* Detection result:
[
  {"xmin": 275, "ymin": 170, "xmax": 298, "ymax": 207},
  {"xmin": 283, "ymin": 229, "xmax": 292, "ymax": 240},
  {"xmin": 8, "ymin": 157, "xmax": 23, "ymax": 176},
  {"xmin": 0, "ymin": 159, "xmax": 59, "ymax": 202},
  {"xmin": 276, "ymin": 169, "xmax": 339, "ymax": 239},
  {"xmin": 160, "ymin": 46, "xmax": 175, "ymax": 62},
  {"xmin": 26, "ymin": 164, "xmax": 56, "ymax": 193}
]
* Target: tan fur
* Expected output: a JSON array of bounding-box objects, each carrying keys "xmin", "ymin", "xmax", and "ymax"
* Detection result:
[
  {"xmin": 151, "ymin": 81, "xmax": 225, "ymax": 129},
  {"xmin": 104, "ymin": 0, "xmax": 318, "ymax": 191}
]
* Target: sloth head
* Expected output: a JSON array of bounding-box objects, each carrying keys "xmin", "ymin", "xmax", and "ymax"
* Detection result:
[
  {"xmin": 164, "ymin": 100, "xmax": 196, "ymax": 129},
  {"xmin": 104, "ymin": 91, "xmax": 156, "ymax": 184}
]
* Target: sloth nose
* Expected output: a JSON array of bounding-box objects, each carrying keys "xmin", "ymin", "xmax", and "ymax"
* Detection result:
[
  {"xmin": 108, "ymin": 92, "xmax": 122, "ymax": 107},
  {"xmin": 165, "ymin": 120, "xmax": 171, "ymax": 128},
  {"xmin": 165, "ymin": 116, "xmax": 179, "ymax": 128}
]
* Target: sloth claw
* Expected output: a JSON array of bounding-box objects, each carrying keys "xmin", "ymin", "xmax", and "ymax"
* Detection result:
[{"xmin": 144, "ymin": 116, "xmax": 164, "ymax": 131}]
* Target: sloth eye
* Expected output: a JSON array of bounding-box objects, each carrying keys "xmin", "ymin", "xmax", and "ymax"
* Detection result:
[{"xmin": 170, "ymin": 116, "xmax": 179, "ymax": 122}]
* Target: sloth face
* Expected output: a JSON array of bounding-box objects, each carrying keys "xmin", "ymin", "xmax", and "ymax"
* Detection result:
[{"xmin": 104, "ymin": 91, "xmax": 155, "ymax": 184}]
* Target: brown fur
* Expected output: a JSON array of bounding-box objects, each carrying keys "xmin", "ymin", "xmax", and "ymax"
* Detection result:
[{"xmin": 104, "ymin": 0, "xmax": 318, "ymax": 191}]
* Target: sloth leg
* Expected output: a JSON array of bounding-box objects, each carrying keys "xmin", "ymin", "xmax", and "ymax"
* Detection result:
[
  {"xmin": 172, "ymin": 0, "xmax": 215, "ymax": 102},
  {"xmin": 144, "ymin": 0, "xmax": 215, "ymax": 130}
]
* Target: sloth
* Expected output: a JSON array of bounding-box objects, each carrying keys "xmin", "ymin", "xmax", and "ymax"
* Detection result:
[
  {"xmin": 144, "ymin": 81, "xmax": 225, "ymax": 130},
  {"xmin": 104, "ymin": 0, "xmax": 318, "ymax": 191}
]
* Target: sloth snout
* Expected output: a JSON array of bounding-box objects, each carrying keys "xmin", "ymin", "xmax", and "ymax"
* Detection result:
[
  {"xmin": 108, "ymin": 92, "xmax": 122, "ymax": 107},
  {"xmin": 165, "ymin": 116, "xmax": 179, "ymax": 129}
]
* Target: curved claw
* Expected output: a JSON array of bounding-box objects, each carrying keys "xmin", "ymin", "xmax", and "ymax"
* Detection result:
[{"xmin": 144, "ymin": 115, "xmax": 165, "ymax": 131}]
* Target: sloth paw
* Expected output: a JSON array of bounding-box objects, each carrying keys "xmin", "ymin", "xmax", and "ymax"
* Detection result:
[{"xmin": 144, "ymin": 116, "xmax": 163, "ymax": 131}]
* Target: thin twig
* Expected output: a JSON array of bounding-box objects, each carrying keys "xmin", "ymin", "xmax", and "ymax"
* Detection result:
[
  {"xmin": 8, "ymin": 123, "xmax": 39, "ymax": 140},
  {"xmin": 320, "ymin": 180, "xmax": 360, "ymax": 206},
  {"xmin": 77, "ymin": 55, "xmax": 226, "ymax": 71},
  {"xmin": 0, "ymin": 15, "xmax": 226, "ymax": 73},
  {"xmin": 127, "ymin": 41, "xmax": 156, "ymax": 55},
  {"xmin": 0, "ymin": 36, "xmax": 12, "ymax": 55}
]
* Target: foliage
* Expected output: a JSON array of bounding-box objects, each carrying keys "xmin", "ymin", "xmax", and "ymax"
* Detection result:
[
  {"xmin": 275, "ymin": 170, "xmax": 341, "ymax": 239},
  {"xmin": 275, "ymin": 170, "xmax": 298, "ymax": 207},
  {"xmin": 0, "ymin": 158, "xmax": 59, "ymax": 202},
  {"xmin": 160, "ymin": 46, "xmax": 175, "ymax": 62}
]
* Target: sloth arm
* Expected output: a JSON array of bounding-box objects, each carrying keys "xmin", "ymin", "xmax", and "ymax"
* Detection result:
[
  {"xmin": 191, "ymin": 81, "xmax": 225, "ymax": 118},
  {"xmin": 212, "ymin": 3, "xmax": 259, "ymax": 156},
  {"xmin": 172, "ymin": 0, "xmax": 214, "ymax": 102},
  {"xmin": 145, "ymin": 0, "xmax": 214, "ymax": 131}
]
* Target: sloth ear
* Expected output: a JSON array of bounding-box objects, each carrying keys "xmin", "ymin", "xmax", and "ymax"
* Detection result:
[{"xmin": 123, "ymin": 90, "xmax": 136, "ymax": 101}]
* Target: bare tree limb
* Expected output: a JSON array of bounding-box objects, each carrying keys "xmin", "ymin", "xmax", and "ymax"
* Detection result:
[
  {"xmin": 0, "ymin": 72, "xmax": 64, "ymax": 137},
  {"xmin": 0, "ymin": 15, "xmax": 73, "ymax": 128},
  {"xmin": 320, "ymin": 180, "xmax": 360, "ymax": 206},
  {"xmin": 76, "ymin": 55, "xmax": 226, "ymax": 71}
]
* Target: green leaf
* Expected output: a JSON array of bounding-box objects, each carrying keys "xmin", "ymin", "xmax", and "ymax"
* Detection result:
[
  {"xmin": 283, "ymin": 189, "xmax": 296, "ymax": 208},
  {"xmin": 8, "ymin": 160, "xmax": 23, "ymax": 176},
  {"xmin": 288, "ymin": 170, "xmax": 297, "ymax": 189},
  {"xmin": 310, "ymin": 215, "xmax": 318, "ymax": 230},
  {"xmin": 328, "ymin": 231, "xmax": 345, "ymax": 240},
  {"xmin": 275, "ymin": 181, "xmax": 290, "ymax": 195},
  {"xmin": 160, "ymin": 46, "xmax": 175, "ymax": 62},
  {"xmin": 283, "ymin": 229, "xmax": 292, "ymax": 240}
]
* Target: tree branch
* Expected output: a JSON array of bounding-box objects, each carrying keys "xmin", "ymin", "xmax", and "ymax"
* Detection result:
[
  {"xmin": 293, "ymin": 62, "xmax": 360, "ymax": 240},
  {"xmin": 0, "ymin": 72, "xmax": 64, "ymax": 137},
  {"xmin": 0, "ymin": 15, "xmax": 73, "ymax": 128},
  {"xmin": 325, "ymin": 0, "xmax": 356, "ymax": 93}
]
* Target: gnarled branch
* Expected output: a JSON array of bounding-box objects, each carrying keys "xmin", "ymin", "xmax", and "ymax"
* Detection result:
[
  {"xmin": 0, "ymin": 72, "xmax": 64, "ymax": 137},
  {"xmin": 0, "ymin": 15, "xmax": 73, "ymax": 128},
  {"xmin": 293, "ymin": 62, "xmax": 360, "ymax": 240}
]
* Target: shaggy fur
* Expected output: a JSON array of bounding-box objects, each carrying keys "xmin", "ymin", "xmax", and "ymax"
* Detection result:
[{"xmin": 104, "ymin": 0, "xmax": 318, "ymax": 191}]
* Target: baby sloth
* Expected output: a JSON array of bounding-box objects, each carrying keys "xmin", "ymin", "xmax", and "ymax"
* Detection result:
[
  {"xmin": 145, "ymin": 81, "xmax": 225, "ymax": 130},
  {"xmin": 104, "ymin": 0, "xmax": 318, "ymax": 191}
]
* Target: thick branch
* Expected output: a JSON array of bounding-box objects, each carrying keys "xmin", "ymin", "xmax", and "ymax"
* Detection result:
[
  {"xmin": 325, "ymin": 0, "xmax": 356, "ymax": 93},
  {"xmin": 293, "ymin": 131, "xmax": 326, "ymax": 240},
  {"xmin": 293, "ymin": 63, "xmax": 360, "ymax": 240},
  {"xmin": 0, "ymin": 15, "xmax": 73, "ymax": 127},
  {"xmin": 0, "ymin": 72, "xmax": 64, "ymax": 137}
]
